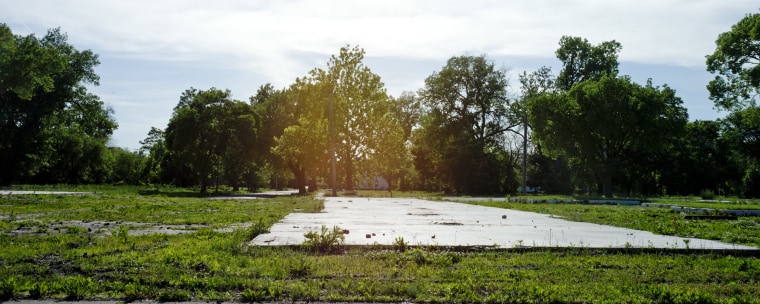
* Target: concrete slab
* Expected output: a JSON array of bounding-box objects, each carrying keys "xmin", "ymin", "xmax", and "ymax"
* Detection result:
[
  {"xmin": 251, "ymin": 197, "xmax": 756, "ymax": 250},
  {"xmin": 0, "ymin": 190, "xmax": 91, "ymax": 196},
  {"xmin": 208, "ymin": 189, "xmax": 299, "ymax": 200}
]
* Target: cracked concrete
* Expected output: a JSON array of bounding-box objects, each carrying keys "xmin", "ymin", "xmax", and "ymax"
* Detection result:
[{"xmin": 251, "ymin": 197, "xmax": 757, "ymax": 250}]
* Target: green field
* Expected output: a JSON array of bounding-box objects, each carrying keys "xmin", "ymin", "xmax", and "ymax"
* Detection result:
[{"xmin": 1, "ymin": 187, "xmax": 759, "ymax": 303}]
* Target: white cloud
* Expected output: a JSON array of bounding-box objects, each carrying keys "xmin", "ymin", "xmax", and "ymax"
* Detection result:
[
  {"xmin": 1, "ymin": 0, "xmax": 756, "ymax": 148},
  {"xmin": 6, "ymin": 0, "xmax": 755, "ymax": 68}
]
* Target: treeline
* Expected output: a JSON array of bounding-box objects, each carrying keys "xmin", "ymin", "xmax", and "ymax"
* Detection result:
[{"xmin": 2, "ymin": 13, "xmax": 759, "ymax": 197}]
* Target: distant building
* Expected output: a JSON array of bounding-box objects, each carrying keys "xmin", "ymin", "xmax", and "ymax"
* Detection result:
[{"xmin": 358, "ymin": 176, "xmax": 389, "ymax": 190}]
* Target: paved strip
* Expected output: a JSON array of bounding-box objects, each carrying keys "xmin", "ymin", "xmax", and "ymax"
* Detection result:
[
  {"xmin": 0, "ymin": 190, "xmax": 91, "ymax": 195},
  {"xmin": 252, "ymin": 197, "xmax": 756, "ymax": 250}
]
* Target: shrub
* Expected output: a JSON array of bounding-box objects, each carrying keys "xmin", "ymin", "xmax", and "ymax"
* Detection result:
[{"xmin": 700, "ymin": 189, "xmax": 716, "ymax": 200}]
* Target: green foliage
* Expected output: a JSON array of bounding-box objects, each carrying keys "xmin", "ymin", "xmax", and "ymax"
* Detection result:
[
  {"xmin": 303, "ymin": 225, "xmax": 345, "ymax": 254},
  {"xmin": 700, "ymin": 189, "xmax": 716, "ymax": 200},
  {"xmin": 164, "ymin": 87, "xmax": 259, "ymax": 193},
  {"xmin": 62, "ymin": 275, "xmax": 95, "ymax": 300},
  {"xmin": 1, "ymin": 187, "xmax": 760, "ymax": 302},
  {"xmin": 706, "ymin": 13, "xmax": 760, "ymax": 111},
  {"xmin": 157, "ymin": 289, "xmax": 191, "ymax": 302},
  {"xmin": 0, "ymin": 24, "xmax": 114, "ymax": 186},
  {"xmin": 0, "ymin": 276, "xmax": 18, "ymax": 300},
  {"xmin": 530, "ymin": 72, "xmax": 688, "ymax": 197},
  {"xmin": 415, "ymin": 55, "xmax": 516, "ymax": 194},
  {"xmin": 393, "ymin": 236, "xmax": 408, "ymax": 252},
  {"xmin": 555, "ymin": 35, "xmax": 622, "ymax": 90}
]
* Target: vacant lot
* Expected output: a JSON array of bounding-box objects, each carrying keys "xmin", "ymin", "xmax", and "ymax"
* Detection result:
[{"xmin": 1, "ymin": 187, "xmax": 759, "ymax": 303}]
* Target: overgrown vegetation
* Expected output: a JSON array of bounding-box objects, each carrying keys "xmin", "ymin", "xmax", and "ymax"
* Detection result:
[{"xmin": 1, "ymin": 186, "xmax": 759, "ymax": 302}]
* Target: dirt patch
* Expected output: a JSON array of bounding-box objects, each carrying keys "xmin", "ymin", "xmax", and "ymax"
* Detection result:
[
  {"xmin": 4, "ymin": 220, "xmax": 255, "ymax": 237},
  {"xmin": 433, "ymin": 221, "xmax": 463, "ymax": 225}
]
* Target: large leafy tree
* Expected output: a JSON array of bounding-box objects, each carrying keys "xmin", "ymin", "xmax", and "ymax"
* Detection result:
[
  {"xmin": 530, "ymin": 76, "xmax": 687, "ymax": 197},
  {"xmin": 722, "ymin": 107, "xmax": 760, "ymax": 196},
  {"xmin": 530, "ymin": 37, "xmax": 687, "ymax": 197},
  {"xmin": 706, "ymin": 12, "xmax": 760, "ymax": 197},
  {"xmin": 415, "ymin": 55, "xmax": 517, "ymax": 194},
  {"xmin": 314, "ymin": 45, "xmax": 402, "ymax": 191},
  {"xmin": 706, "ymin": 13, "xmax": 760, "ymax": 111},
  {"xmin": 270, "ymin": 78, "xmax": 329, "ymax": 194},
  {"xmin": 0, "ymin": 24, "xmax": 115, "ymax": 185},
  {"xmin": 164, "ymin": 88, "xmax": 256, "ymax": 193}
]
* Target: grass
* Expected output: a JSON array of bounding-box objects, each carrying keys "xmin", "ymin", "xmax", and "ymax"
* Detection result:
[{"xmin": 1, "ymin": 186, "xmax": 759, "ymax": 302}]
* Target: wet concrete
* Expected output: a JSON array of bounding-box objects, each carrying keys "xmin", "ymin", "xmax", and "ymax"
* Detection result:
[{"xmin": 251, "ymin": 197, "xmax": 757, "ymax": 250}]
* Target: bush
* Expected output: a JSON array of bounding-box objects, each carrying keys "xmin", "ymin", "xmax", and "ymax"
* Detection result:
[{"xmin": 700, "ymin": 189, "xmax": 716, "ymax": 200}]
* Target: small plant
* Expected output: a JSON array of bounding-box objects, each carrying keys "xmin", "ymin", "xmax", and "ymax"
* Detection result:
[
  {"xmin": 123, "ymin": 282, "xmax": 151, "ymax": 301},
  {"xmin": 288, "ymin": 258, "xmax": 313, "ymax": 278},
  {"xmin": 393, "ymin": 236, "xmax": 409, "ymax": 252},
  {"xmin": 158, "ymin": 289, "xmax": 191, "ymax": 302},
  {"xmin": 0, "ymin": 276, "xmax": 18, "ymax": 300},
  {"xmin": 62, "ymin": 275, "xmax": 95, "ymax": 300},
  {"xmin": 28, "ymin": 282, "xmax": 49, "ymax": 299},
  {"xmin": 240, "ymin": 288, "xmax": 267, "ymax": 302},
  {"xmin": 303, "ymin": 225, "xmax": 344, "ymax": 254},
  {"xmin": 113, "ymin": 225, "xmax": 130, "ymax": 244}
]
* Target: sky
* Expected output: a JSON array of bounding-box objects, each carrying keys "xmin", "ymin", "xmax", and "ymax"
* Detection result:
[{"xmin": 1, "ymin": 0, "xmax": 756, "ymax": 150}]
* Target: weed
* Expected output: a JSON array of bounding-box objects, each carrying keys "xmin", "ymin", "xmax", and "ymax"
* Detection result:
[
  {"xmin": 123, "ymin": 282, "xmax": 151, "ymax": 301},
  {"xmin": 288, "ymin": 258, "xmax": 313, "ymax": 278},
  {"xmin": 303, "ymin": 225, "xmax": 344, "ymax": 254},
  {"xmin": 393, "ymin": 236, "xmax": 408, "ymax": 252},
  {"xmin": 158, "ymin": 288, "xmax": 192, "ymax": 302},
  {"xmin": 62, "ymin": 275, "xmax": 95, "ymax": 300},
  {"xmin": 240, "ymin": 288, "xmax": 267, "ymax": 302},
  {"xmin": 0, "ymin": 276, "xmax": 17, "ymax": 300},
  {"xmin": 113, "ymin": 225, "xmax": 130, "ymax": 243},
  {"xmin": 28, "ymin": 282, "xmax": 49, "ymax": 299}
]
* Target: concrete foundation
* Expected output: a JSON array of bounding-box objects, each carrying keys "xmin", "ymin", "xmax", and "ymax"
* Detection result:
[{"xmin": 251, "ymin": 197, "xmax": 756, "ymax": 250}]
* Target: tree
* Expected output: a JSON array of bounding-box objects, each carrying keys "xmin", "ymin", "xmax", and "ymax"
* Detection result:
[
  {"xmin": 164, "ymin": 88, "xmax": 255, "ymax": 193},
  {"xmin": 416, "ymin": 55, "xmax": 517, "ymax": 194},
  {"xmin": 555, "ymin": 36, "xmax": 622, "ymax": 91},
  {"xmin": 270, "ymin": 78, "xmax": 329, "ymax": 194},
  {"xmin": 516, "ymin": 66, "xmax": 555, "ymax": 193},
  {"xmin": 313, "ymin": 45, "xmax": 401, "ymax": 191},
  {"xmin": 139, "ymin": 127, "xmax": 168, "ymax": 185},
  {"xmin": 0, "ymin": 24, "xmax": 113, "ymax": 185},
  {"xmin": 252, "ymin": 84, "xmax": 296, "ymax": 190},
  {"xmin": 529, "ymin": 75, "xmax": 688, "ymax": 197},
  {"xmin": 722, "ymin": 107, "xmax": 760, "ymax": 196},
  {"xmin": 108, "ymin": 147, "xmax": 147, "ymax": 185},
  {"xmin": 706, "ymin": 13, "xmax": 760, "ymax": 111},
  {"xmin": 706, "ymin": 12, "xmax": 760, "ymax": 197}
]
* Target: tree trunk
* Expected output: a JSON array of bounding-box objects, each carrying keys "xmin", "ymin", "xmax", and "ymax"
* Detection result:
[
  {"xmin": 308, "ymin": 177, "xmax": 318, "ymax": 193},
  {"xmin": 601, "ymin": 173, "xmax": 613, "ymax": 198},
  {"xmin": 200, "ymin": 178, "xmax": 208, "ymax": 194},
  {"xmin": 345, "ymin": 156, "xmax": 354, "ymax": 191},
  {"xmin": 289, "ymin": 162, "xmax": 307, "ymax": 194}
]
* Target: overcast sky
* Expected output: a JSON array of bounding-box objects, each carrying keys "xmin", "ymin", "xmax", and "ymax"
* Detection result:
[{"xmin": 2, "ymin": 0, "xmax": 756, "ymax": 150}]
